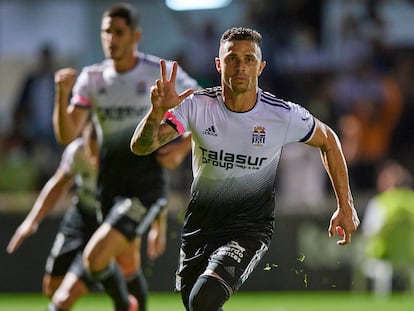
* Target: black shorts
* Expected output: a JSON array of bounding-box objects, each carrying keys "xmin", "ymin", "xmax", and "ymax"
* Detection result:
[
  {"xmin": 175, "ymin": 238, "xmax": 268, "ymax": 295},
  {"xmin": 104, "ymin": 197, "xmax": 167, "ymax": 241},
  {"xmin": 45, "ymin": 205, "xmax": 99, "ymax": 276}
]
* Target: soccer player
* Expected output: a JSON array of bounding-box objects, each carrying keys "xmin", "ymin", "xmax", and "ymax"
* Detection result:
[
  {"xmin": 7, "ymin": 121, "xmax": 169, "ymax": 310},
  {"xmin": 130, "ymin": 27, "xmax": 360, "ymax": 311},
  {"xmin": 7, "ymin": 121, "xmax": 102, "ymax": 307},
  {"xmin": 53, "ymin": 3, "xmax": 198, "ymax": 311}
]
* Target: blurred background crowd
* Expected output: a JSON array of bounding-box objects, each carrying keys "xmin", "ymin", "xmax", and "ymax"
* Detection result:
[{"xmin": 1, "ymin": 0, "xmax": 414, "ymax": 295}]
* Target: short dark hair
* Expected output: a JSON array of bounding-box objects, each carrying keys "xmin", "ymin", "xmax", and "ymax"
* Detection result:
[
  {"xmin": 103, "ymin": 2, "xmax": 140, "ymax": 30},
  {"xmin": 220, "ymin": 27, "xmax": 262, "ymax": 47}
]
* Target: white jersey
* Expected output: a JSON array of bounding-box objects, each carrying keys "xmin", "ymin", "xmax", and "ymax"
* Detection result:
[
  {"xmin": 70, "ymin": 52, "xmax": 198, "ymax": 212},
  {"xmin": 60, "ymin": 138, "xmax": 99, "ymax": 214},
  {"xmin": 71, "ymin": 52, "xmax": 198, "ymax": 146},
  {"xmin": 165, "ymin": 87, "xmax": 315, "ymax": 243}
]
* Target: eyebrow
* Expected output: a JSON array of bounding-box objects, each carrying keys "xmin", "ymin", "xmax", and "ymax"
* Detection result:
[{"xmin": 226, "ymin": 52, "xmax": 258, "ymax": 58}]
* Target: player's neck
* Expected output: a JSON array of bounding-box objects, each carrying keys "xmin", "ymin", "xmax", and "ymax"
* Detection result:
[
  {"xmin": 223, "ymin": 88, "xmax": 258, "ymax": 112},
  {"xmin": 113, "ymin": 54, "xmax": 139, "ymax": 73}
]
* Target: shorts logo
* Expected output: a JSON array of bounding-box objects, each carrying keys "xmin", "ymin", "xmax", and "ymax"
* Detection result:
[
  {"xmin": 216, "ymin": 241, "xmax": 246, "ymax": 263},
  {"xmin": 252, "ymin": 126, "xmax": 265, "ymax": 147}
]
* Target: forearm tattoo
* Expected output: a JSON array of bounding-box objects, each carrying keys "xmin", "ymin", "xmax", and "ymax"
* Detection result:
[{"xmin": 138, "ymin": 114, "xmax": 178, "ymax": 152}]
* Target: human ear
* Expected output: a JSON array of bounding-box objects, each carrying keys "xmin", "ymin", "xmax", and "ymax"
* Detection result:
[
  {"xmin": 258, "ymin": 60, "xmax": 266, "ymax": 76},
  {"xmin": 134, "ymin": 28, "xmax": 142, "ymax": 43},
  {"xmin": 215, "ymin": 57, "xmax": 221, "ymax": 73}
]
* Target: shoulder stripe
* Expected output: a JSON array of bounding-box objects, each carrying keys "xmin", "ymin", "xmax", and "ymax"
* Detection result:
[
  {"xmin": 139, "ymin": 53, "xmax": 160, "ymax": 67},
  {"xmin": 260, "ymin": 91, "xmax": 291, "ymax": 110},
  {"xmin": 261, "ymin": 98, "xmax": 291, "ymax": 109}
]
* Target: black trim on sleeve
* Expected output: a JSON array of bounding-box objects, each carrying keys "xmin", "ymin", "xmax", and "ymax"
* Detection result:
[
  {"xmin": 164, "ymin": 118, "xmax": 180, "ymax": 133},
  {"xmin": 299, "ymin": 118, "xmax": 316, "ymax": 142}
]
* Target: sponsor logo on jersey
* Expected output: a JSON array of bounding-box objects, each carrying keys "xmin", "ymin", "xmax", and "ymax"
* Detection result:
[
  {"xmin": 202, "ymin": 125, "xmax": 218, "ymax": 136},
  {"xmin": 97, "ymin": 106, "xmax": 148, "ymax": 120},
  {"xmin": 200, "ymin": 146, "xmax": 267, "ymax": 170},
  {"xmin": 252, "ymin": 126, "xmax": 265, "ymax": 147}
]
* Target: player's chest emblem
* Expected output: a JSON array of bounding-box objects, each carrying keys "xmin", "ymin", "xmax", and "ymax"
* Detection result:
[{"xmin": 252, "ymin": 126, "xmax": 266, "ymax": 147}]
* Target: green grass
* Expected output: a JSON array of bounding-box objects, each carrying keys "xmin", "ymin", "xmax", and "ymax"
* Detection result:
[{"xmin": 0, "ymin": 291, "xmax": 413, "ymax": 311}]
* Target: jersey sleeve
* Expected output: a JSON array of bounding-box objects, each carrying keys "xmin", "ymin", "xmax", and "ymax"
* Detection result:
[
  {"xmin": 70, "ymin": 68, "xmax": 92, "ymax": 108},
  {"xmin": 164, "ymin": 96, "xmax": 193, "ymax": 135},
  {"xmin": 285, "ymin": 102, "xmax": 316, "ymax": 143}
]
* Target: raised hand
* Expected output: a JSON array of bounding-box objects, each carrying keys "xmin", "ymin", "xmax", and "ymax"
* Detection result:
[
  {"xmin": 150, "ymin": 60, "xmax": 193, "ymax": 112},
  {"xmin": 55, "ymin": 68, "xmax": 77, "ymax": 97}
]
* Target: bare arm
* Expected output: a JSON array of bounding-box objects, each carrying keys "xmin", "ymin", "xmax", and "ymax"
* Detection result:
[
  {"xmin": 130, "ymin": 108, "xmax": 179, "ymax": 155},
  {"xmin": 7, "ymin": 169, "xmax": 73, "ymax": 253},
  {"xmin": 130, "ymin": 60, "xmax": 193, "ymax": 155},
  {"xmin": 306, "ymin": 119, "xmax": 360, "ymax": 245},
  {"xmin": 53, "ymin": 68, "xmax": 89, "ymax": 145},
  {"xmin": 147, "ymin": 209, "xmax": 167, "ymax": 260}
]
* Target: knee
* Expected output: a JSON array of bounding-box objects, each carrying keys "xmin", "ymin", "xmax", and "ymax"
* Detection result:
[
  {"xmin": 118, "ymin": 260, "xmax": 139, "ymax": 276},
  {"xmin": 83, "ymin": 224, "xmax": 128, "ymax": 272},
  {"xmin": 189, "ymin": 275, "xmax": 230, "ymax": 311},
  {"xmin": 117, "ymin": 250, "xmax": 140, "ymax": 276}
]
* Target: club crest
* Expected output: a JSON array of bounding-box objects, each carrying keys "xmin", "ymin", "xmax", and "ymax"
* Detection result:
[{"xmin": 252, "ymin": 126, "xmax": 266, "ymax": 147}]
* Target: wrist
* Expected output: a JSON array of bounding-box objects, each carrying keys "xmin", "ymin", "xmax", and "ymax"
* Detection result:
[{"xmin": 150, "ymin": 106, "xmax": 168, "ymax": 119}]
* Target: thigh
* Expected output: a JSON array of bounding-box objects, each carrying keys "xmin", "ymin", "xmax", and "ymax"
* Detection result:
[
  {"xmin": 104, "ymin": 197, "xmax": 146, "ymax": 241},
  {"xmin": 83, "ymin": 223, "xmax": 129, "ymax": 270},
  {"xmin": 116, "ymin": 238, "xmax": 141, "ymax": 275},
  {"xmin": 104, "ymin": 196, "xmax": 167, "ymax": 241},
  {"xmin": 176, "ymin": 242, "xmax": 211, "ymax": 294},
  {"xmin": 206, "ymin": 239, "xmax": 268, "ymax": 292},
  {"xmin": 176, "ymin": 239, "xmax": 268, "ymax": 309}
]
